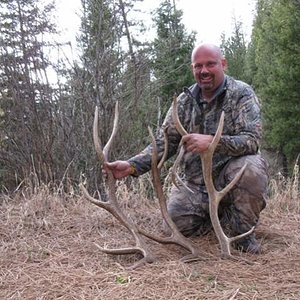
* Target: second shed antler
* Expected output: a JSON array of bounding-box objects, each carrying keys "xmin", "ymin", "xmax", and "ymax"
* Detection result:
[
  {"xmin": 148, "ymin": 127, "xmax": 205, "ymax": 263},
  {"xmin": 172, "ymin": 96, "xmax": 255, "ymax": 261}
]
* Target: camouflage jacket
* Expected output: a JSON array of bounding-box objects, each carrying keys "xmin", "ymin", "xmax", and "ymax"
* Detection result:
[{"xmin": 128, "ymin": 75, "xmax": 262, "ymax": 187}]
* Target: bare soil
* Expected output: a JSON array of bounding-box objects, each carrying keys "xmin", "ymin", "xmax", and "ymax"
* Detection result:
[{"xmin": 0, "ymin": 182, "xmax": 299, "ymax": 300}]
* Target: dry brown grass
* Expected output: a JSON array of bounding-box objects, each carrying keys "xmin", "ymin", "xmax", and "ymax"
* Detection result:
[{"xmin": 0, "ymin": 171, "xmax": 299, "ymax": 300}]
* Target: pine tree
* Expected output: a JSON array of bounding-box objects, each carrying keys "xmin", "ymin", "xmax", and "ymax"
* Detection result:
[
  {"xmin": 252, "ymin": 0, "xmax": 300, "ymax": 168},
  {"xmin": 220, "ymin": 20, "xmax": 248, "ymax": 82},
  {"xmin": 151, "ymin": 0, "xmax": 196, "ymax": 118}
]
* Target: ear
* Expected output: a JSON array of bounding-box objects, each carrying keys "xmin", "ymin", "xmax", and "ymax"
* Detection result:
[{"xmin": 222, "ymin": 58, "xmax": 228, "ymax": 71}]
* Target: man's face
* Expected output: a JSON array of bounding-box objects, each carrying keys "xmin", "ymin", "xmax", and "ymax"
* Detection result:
[{"xmin": 191, "ymin": 47, "xmax": 226, "ymax": 96}]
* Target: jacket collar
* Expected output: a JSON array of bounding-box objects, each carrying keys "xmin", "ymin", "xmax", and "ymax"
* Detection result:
[{"xmin": 184, "ymin": 75, "xmax": 228, "ymax": 107}]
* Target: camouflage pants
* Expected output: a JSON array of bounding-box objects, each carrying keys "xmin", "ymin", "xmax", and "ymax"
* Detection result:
[{"xmin": 167, "ymin": 155, "xmax": 269, "ymax": 237}]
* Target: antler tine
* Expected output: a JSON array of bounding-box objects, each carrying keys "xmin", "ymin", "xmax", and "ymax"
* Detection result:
[
  {"xmin": 148, "ymin": 126, "xmax": 204, "ymax": 262},
  {"xmin": 157, "ymin": 126, "xmax": 168, "ymax": 170},
  {"xmin": 156, "ymin": 125, "xmax": 193, "ymax": 193},
  {"xmin": 172, "ymin": 95, "xmax": 187, "ymax": 136},
  {"xmin": 171, "ymin": 96, "xmax": 194, "ymax": 194},
  {"xmin": 93, "ymin": 102, "xmax": 119, "ymax": 162},
  {"xmin": 172, "ymin": 97, "xmax": 253, "ymax": 262},
  {"xmin": 93, "ymin": 106, "xmax": 105, "ymax": 164},
  {"xmin": 209, "ymin": 111, "xmax": 224, "ymax": 151},
  {"xmin": 103, "ymin": 102, "xmax": 119, "ymax": 160}
]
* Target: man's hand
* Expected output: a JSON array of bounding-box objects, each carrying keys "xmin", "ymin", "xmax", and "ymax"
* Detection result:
[
  {"xmin": 103, "ymin": 160, "xmax": 134, "ymax": 179},
  {"xmin": 181, "ymin": 133, "xmax": 214, "ymax": 153}
]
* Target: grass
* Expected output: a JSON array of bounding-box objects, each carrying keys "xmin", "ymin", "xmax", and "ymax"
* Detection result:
[{"xmin": 0, "ymin": 168, "xmax": 299, "ymax": 300}]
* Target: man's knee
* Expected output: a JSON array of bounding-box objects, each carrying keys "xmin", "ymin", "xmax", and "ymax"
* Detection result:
[
  {"xmin": 166, "ymin": 186, "xmax": 211, "ymax": 237},
  {"xmin": 218, "ymin": 155, "xmax": 269, "ymax": 232},
  {"xmin": 220, "ymin": 155, "xmax": 268, "ymax": 209}
]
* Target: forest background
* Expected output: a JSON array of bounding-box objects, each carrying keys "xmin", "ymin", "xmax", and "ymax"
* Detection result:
[
  {"xmin": 0, "ymin": 0, "xmax": 299, "ymax": 192},
  {"xmin": 0, "ymin": 1, "xmax": 300, "ymax": 299}
]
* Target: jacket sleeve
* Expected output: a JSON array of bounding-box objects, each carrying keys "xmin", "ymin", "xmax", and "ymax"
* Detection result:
[
  {"xmin": 127, "ymin": 97, "xmax": 187, "ymax": 176},
  {"xmin": 217, "ymin": 88, "xmax": 262, "ymax": 156}
]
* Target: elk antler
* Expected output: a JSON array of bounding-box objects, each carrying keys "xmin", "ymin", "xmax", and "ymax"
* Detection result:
[
  {"xmin": 80, "ymin": 103, "xmax": 155, "ymax": 269},
  {"xmin": 172, "ymin": 96, "xmax": 254, "ymax": 261},
  {"xmin": 147, "ymin": 126, "xmax": 206, "ymax": 262}
]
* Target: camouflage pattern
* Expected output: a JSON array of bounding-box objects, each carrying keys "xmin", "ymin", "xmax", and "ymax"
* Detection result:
[
  {"xmin": 167, "ymin": 154, "xmax": 268, "ymax": 237},
  {"xmin": 128, "ymin": 75, "xmax": 269, "ymax": 237}
]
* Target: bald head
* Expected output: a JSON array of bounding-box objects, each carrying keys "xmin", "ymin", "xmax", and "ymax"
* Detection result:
[{"xmin": 191, "ymin": 43, "xmax": 224, "ymax": 63}]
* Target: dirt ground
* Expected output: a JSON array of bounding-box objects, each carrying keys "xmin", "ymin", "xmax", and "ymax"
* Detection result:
[{"xmin": 0, "ymin": 181, "xmax": 299, "ymax": 300}]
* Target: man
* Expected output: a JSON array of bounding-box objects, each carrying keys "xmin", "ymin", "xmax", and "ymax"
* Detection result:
[{"xmin": 105, "ymin": 43, "xmax": 269, "ymax": 254}]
